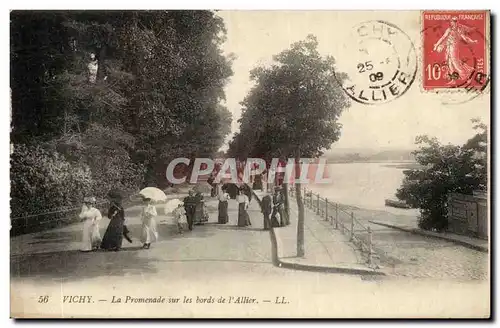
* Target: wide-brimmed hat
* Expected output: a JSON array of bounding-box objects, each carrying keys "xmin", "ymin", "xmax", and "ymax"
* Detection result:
[
  {"xmin": 107, "ymin": 189, "xmax": 124, "ymax": 201},
  {"xmin": 83, "ymin": 196, "xmax": 96, "ymax": 203}
]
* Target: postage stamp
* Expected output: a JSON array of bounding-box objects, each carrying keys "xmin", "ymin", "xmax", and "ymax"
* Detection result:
[
  {"xmin": 421, "ymin": 10, "xmax": 489, "ymax": 92},
  {"xmin": 334, "ymin": 20, "xmax": 417, "ymax": 105}
]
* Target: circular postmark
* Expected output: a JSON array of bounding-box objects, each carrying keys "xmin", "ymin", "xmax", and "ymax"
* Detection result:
[
  {"xmin": 421, "ymin": 14, "xmax": 490, "ymax": 105},
  {"xmin": 334, "ymin": 20, "xmax": 417, "ymax": 105}
]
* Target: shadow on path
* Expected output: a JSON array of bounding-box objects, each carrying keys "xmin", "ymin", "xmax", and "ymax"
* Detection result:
[
  {"xmin": 11, "ymin": 247, "xmax": 159, "ymax": 282},
  {"xmin": 214, "ymin": 225, "xmax": 265, "ymax": 233}
]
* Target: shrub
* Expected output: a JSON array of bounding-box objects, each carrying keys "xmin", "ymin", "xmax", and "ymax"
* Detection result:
[{"xmin": 10, "ymin": 144, "xmax": 94, "ymax": 234}]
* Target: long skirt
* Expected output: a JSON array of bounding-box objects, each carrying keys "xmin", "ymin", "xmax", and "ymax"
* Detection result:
[
  {"xmin": 141, "ymin": 218, "xmax": 159, "ymax": 244},
  {"xmin": 81, "ymin": 219, "xmax": 101, "ymax": 251},
  {"xmin": 238, "ymin": 203, "xmax": 251, "ymax": 227},
  {"xmin": 100, "ymin": 217, "xmax": 124, "ymax": 250},
  {"xmin": 218, "ymin": 201, "xmax": 228, "ymax": 224},
  {"xmin": 270, "ymin": 207, "xmax": 281, "ymax": 227},
  {"xmin": 194, "ymin": 203, "xmax": 208, "ymax": 224},
  {"xmin": 263, "ymin": 212, "xmax": 271, "ymax": 230}
]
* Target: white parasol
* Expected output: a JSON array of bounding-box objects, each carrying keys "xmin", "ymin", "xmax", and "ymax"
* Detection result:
[
  {"xmin": 139, "ymin": 187, "xmax": 167, "ymax": 202},
  {"xmin": 163, "ymin": 198, "xmax": 184, "ymax": 214}
]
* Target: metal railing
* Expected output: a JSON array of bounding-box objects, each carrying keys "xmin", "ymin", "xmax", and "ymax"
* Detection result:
[{"xmin": 288, "ymin": 185, "xmax": 376, "ymax": 267}]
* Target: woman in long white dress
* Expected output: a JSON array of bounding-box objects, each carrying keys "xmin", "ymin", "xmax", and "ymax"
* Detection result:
[
  {"xmin": 140, "ymin": 198, "xmax": 159, "ymax": 249},
  {"xmin": 78, "ymin": 197, "xmax": 102, "ymax": 252}
]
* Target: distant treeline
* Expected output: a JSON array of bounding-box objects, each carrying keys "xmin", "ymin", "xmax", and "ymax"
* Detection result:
[{"xmin": 324, "ymin": 150, "xmax": 416, "ymax": 163}]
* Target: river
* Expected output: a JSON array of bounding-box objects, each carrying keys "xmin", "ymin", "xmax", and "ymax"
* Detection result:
[{"xmin": 306, "ymin": 162, "xmax": 420, "ymax": 217}]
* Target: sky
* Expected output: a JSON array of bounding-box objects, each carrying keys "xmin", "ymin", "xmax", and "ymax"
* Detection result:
[{"xmin": 216, "ymin": 11, "xmax": 490, "ymax": 152}]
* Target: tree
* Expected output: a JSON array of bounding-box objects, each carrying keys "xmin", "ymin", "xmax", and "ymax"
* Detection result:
[
  {"xmin": 10, "ymin": 11, "xmax": 234, "ymax": 232},
  {"xmin": 229, "ymin": 35, "xmax": 350, "ymax": 257},
  {"xmin": 396, "ymin": 119, "xmax": 488, "ymax": 231}
]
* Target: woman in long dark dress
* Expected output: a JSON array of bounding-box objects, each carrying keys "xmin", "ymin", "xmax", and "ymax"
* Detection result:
[
  {"xmin": 236, "ymin": 189, "xmax": 251, "ymax": 227},
  {"xmin": 101, "ymin": 198, "xmax": 125, "ymax": 251},
  {"xmin": 217, "ymin": 185, "xmax": 230, "ymax": 224}
]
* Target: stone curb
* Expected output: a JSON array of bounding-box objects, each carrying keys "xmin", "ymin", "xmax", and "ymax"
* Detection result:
[
  {"xmin": 278, "ymin": 261, "xmax": 386, "ymax": 276},
  {"xmin": 369, "ymin": 220, "xmax": 488, "ymax": 253},
  {"xmin": 247, "ymin": 185, "xmax": 385, "ymax": 276}
]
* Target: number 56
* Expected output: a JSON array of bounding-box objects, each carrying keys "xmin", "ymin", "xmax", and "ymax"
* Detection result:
[{"xmin": 38, "ymin": 296, "xmax": 49, "ymax": 303}]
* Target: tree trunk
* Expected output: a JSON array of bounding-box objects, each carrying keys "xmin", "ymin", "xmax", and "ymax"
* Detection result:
[
  {"xmin": 266, "ymin": 215, "xmax": 280, "ymax": 266},
  {"xmin": 295, "ymin": 155, "xmax": 305, "ymax": 257},
  {"xmin": 252, "ymin": 183, "xmax": 279, "ymax": 266},
  {"xmin": 283, "ymin": 182, "xmax": 290, "ymax": 221},
  {"xmin": 280, "ymin": 156, "xmax": 290, "ymax": 221}
]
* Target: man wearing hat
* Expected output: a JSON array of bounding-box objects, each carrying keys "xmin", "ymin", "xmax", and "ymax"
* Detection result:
[{"xmin": 260, "ymin": 191, "xmax": 273, "ymax": 230}]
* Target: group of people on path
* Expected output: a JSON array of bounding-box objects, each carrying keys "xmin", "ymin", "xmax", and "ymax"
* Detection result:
[
  {"xmin": 78, "ymin": 182, "xmax": 290, "ymax": 252},
  {"xmin": 214, "ymin": 181, "xmax": 289, "ymax": 230},
  {"xmin": 182, "ymin": 189, "xmax": 209, "ymax": 231},
  {"xmin": 211, "ymin": 183, "xmax": 253, "ymax": 227},
  {"xmin": 78, "ymin": 192, "xmax": 159, "ymax": 252},
  {"xmin": 260, "ymin": 187, "xmax": 290, "ymax": 230}
]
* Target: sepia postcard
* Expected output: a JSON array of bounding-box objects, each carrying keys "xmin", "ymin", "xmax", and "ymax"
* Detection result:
[{"xmin": 10, "ymin": 9, "xmax": 490, "ymax": 318}]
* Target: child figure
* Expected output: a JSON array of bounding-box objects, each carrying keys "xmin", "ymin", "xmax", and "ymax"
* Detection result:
[{"xmin": 172, "ymin": 203, "xmax": 186, "ymax": 234}]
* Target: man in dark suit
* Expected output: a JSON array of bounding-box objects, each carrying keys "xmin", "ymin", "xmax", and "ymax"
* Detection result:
[
  {"xmin": 183, "ymin": 190, "xmax": 196, "ymax": 230},
  {"xmin": 261, "ymin": 192, "xmax": 273, "ymax": 230}
]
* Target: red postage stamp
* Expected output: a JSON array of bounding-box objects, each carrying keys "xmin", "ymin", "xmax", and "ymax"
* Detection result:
[{"xmin": 422, "ymin": 10, "xmax": 489, "ymax": 91}]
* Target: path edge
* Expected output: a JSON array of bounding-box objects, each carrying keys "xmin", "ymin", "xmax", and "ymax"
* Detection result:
[
  {"xmin": 247, "ymin": 185, "xmax": 385, "ymax": 276},
  {"xmin": 369, "ymin": 220, "xmax": 488, "ymax": 253}
]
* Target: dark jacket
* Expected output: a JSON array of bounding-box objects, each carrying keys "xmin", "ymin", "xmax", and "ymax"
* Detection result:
[{"xmin": 261, "ymin": 195, "xmax": 273, "ymax": 215}]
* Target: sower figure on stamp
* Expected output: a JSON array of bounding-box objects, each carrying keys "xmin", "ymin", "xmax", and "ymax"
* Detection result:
[
  {"xmin": 261, "ymin": 192, "xmax": 273, "ymax": 230},
  {"xmin": 433, "ymin": 17, "xmax": 478, "ymax": 85}
]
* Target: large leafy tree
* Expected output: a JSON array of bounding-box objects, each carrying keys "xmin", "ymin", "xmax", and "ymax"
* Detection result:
[
  {"xmin": 10, "ymin": 11, "xmax": 234, "ymax": 231},
  {"xmin": 229, "ymin": 35, "xmax": 351, "ymax": 257},
  {"xmin": 396, "ymin": 119, "xmax": 488, "ymax": 231}
]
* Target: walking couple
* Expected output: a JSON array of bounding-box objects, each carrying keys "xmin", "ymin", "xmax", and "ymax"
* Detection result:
[
  {"xmin": 260, "ymin": 187, "xmax": 289, "ymax": 230},
  {"xmin": 216, "ymin": 185, "xmax": 252, "ymax": 227},
  {"xmin": 79, "ymin": 191, "xmax": 158, "ymax": 252}
]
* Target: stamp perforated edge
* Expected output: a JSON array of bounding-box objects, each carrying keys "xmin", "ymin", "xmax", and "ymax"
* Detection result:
[{"xmin": 418, "ymin": 10, "xmax": 491, "ymax": 96}]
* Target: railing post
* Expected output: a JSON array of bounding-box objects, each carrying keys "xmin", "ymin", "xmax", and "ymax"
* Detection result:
[
  {"xmin": 368, "ymin": 226, "xmax": 373, "ymax": 266},
  {"xmin": 316, "ymin": 194, "xmax": 320, "ymax": 214},
  {"xmin": 334, "ymin": 203, "xmax": 339, "ymax": 229},
  {"xmin": 350, "ymin": 212, "xmax": 354, "ymax": 241},
  {"xmin": 325, "ymin": 198, "xmax": 329, "ymax": 221}
]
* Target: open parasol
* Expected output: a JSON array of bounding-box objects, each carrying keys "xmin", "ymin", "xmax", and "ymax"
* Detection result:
[{"xmin": 139, "ymin": 187, "xmax": 167, "ymax": 202}]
